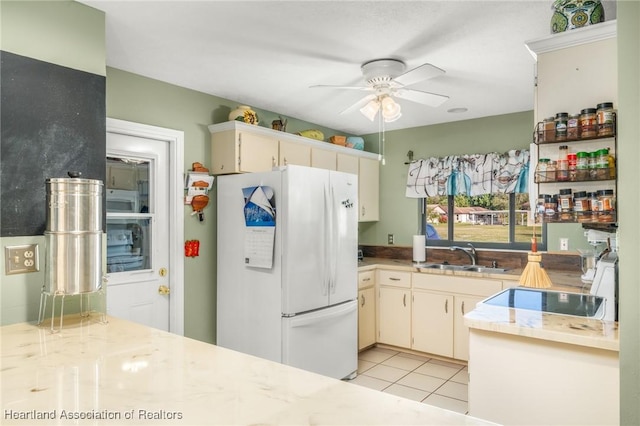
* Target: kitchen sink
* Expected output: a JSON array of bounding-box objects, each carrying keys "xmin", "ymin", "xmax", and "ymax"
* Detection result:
[
  {"xmin": 418, "ymin": 263, "xmax": 510, "ymax": 274},
  {"xmin": 419, "ymin": 263, "xmax": 469, "ymax": 271},
  {"xmin": 462, "ymin": 265, "xmax": 510, "ymax": 273}
]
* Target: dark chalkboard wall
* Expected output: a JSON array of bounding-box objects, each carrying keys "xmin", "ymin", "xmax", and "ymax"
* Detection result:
[{"xmin": 1, "ymin": 51, "xmax": 106, "ymax": 237}]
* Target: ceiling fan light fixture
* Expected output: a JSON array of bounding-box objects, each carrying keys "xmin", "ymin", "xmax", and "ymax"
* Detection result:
[
  {"xmin": 381, "ymin": 96, "xmax": 402, "ymax": 122},
  {"xmin": 360, "ymin": 100, "xmax": 380, "ymax": 121}
]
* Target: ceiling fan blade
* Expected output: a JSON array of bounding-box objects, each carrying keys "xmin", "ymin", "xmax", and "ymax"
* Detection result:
[
  {"xmin": 394, "ymin": 89, "xmax": 449, "ymax": 108},
  {"xmin": 309, "ymin": 84, "xmax": 372, "ymax": 91},
  {"xmin": 339, "ymin": 94, "xmax": 377, "ymax": 115},
  {"xmin": 394, "ymin": 63, "xmax": 445, "ymax": 87}
]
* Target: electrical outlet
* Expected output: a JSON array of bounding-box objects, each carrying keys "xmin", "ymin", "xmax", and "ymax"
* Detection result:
[
  {"xmin": 560, "ymin": 238, "xmax": 569, "ymax": 251},
  {"xmin": 388, "ymin": 234, "xmax": 394, "ymax": 245},
  {"xmin": 4, "ymin": 244, "xmax": 39, "ymax": 275}
]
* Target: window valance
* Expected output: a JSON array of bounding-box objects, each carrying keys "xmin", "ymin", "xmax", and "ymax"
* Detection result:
[{"xmin": 405, "ymin": 149, "xmax": 529, "ymax": 198}]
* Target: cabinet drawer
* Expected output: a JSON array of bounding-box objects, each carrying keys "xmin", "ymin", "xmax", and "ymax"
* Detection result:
[
  {"xmin": 378, "ymin": 270, "xmax": 411, "ymax": 288},
  {"xmin": 412, "ymin": 273, "xmax": 502, "ymax": 297},
  {"xmin": 358, "ymin": 270, "xmax": 375, "ymax": 289}
]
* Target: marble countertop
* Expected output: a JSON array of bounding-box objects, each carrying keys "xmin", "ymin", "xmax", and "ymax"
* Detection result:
[
  {"xmin": 1, "ymin": 315, "xmax": 496, "ymax": 425},
  {"xmin": 464, "ymin": 302, "xmax": 619, "ymax": 352}
]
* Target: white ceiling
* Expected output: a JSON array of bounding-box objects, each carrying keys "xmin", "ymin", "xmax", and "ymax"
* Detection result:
[{"xmin": 80, "ymin": 0, "xmax": 617, "ymax": 136}]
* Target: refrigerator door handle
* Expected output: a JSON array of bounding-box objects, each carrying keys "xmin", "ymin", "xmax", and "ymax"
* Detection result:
[
  {"xmin": 329, "ymin": 183, "xmax": 337, "ymax": 294},
  {"xmin": 323, "ymin": 182, "xmax": 331, "ymax": 296}
]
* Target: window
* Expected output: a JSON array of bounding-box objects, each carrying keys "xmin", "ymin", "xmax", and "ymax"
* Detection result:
[{"xmin": 421, "ymin": 193, "xmax": 544, "ymax": 250}]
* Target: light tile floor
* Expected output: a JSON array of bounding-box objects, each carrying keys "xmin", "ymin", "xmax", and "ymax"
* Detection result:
[{"xmin": 347, "ymin": 347, "xmax": 469, "ymax": 415}]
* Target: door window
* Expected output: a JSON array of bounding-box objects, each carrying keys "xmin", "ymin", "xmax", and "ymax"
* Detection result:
[{"xmin": 106, "ymin": 157, "xmax": 152, "ymax": 273}]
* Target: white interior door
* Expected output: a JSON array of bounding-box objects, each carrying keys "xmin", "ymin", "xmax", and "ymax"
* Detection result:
[{"xmin": 105, "ymin": 119, "xmax": 183, "ymax": 333}]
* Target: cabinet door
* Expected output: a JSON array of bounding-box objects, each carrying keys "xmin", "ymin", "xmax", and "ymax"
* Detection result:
[
  {"xmin": 358, "ymin": 157, "xmax": 379, "ymax": 221},
  {"xmin": 280, "ymin": 140, "xmax": 310, "ymax": 167},
  {"xmin": 337, "ymin": 153, "xmax": 359, "ymax": 175},
  {"xmin": 378, "ymin": 287, "xmax": 411, "ymax": 348},
  {"xmin": 453, "ymin": 295, "xmax": 483, "ymax": 361},
  {"xmin": 239, "ymin": 131, "xmax": 279, "ymax": 172},
  {"xmin": 311, "ymin": 148, "xmax": 337, "ymax": 170},
  {"xmin": 211, "ymin": 129, "xmax": 238, "ymax": 174},
  {"xmin": 412, "ymin": 291, "xmax": 453, "ymax": 357},
  {"xmin": 358, "ymin": 287, "xmax": 376, "ymax": 350}
]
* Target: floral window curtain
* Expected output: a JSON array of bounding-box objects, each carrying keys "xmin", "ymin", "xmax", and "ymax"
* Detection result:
[{"xmin": 405, "ymin": 149, "xmax": 529, "ymax": 198}]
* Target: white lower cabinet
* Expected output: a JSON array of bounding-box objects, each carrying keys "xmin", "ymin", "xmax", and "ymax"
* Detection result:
[
  {"xmin": 378, "ymin": 286, "xmax": 411, "ymax": 348},
  {"xmin": 453, "ymin": 295, "xmax": 484, "ymax": 361},
  {"xmin": 412, "ymin": 291, "xmax": 453, "ymax": 357},
  {"xmin": 365, "ymin": 267, "xmax": 507, "ymax": 360},
  {"xmin": 411, "ymin": 273, "xmax": 503, "ymax": 361},
  {"xmin": 358, "ymin": 287, "xmax": 376, "ymax": 350}
]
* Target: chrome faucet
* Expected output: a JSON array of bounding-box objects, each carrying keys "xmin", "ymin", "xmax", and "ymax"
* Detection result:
[{"xmin": 450, "ymin": 243, "xmax": 478, "ymax": 265}]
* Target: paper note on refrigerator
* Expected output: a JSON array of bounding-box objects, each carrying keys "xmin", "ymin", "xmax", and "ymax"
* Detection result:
[{"xmin": 242, "ymin": 186, "xmax": 276, "ymax": 268}]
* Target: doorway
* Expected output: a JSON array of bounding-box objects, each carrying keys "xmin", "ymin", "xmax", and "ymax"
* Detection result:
[{"xmin": 105, "ymin": 118, "xmax": 184, "ymax": 334}]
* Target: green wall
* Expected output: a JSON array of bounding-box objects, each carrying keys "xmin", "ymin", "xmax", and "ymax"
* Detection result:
[{"xmin": 0, "ymin": 0, "xmax": 105, "ymax": 325}]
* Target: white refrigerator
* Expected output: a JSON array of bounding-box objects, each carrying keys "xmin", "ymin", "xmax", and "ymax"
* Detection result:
[{"xmin": 216, "ymin": 165, "xmax": 358, "ymax": 380}]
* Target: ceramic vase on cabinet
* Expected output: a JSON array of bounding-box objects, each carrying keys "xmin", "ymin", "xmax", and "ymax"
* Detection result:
[
  {"xmin": 551, "ymin": 0, "xmax": 604, "ymax": 34},
  {"xmin": 228, "ymin": 105, "xmax": 259, "ymax": 125}
]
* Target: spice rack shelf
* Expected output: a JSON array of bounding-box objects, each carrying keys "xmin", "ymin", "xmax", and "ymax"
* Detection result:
[
  {"xmin": 534, "ymin": 130, "xmax": 617, "ymax": 226},
  {"xmin": 533, "ymin": 122, "xmax": 617, "ymax": 145},
  {"xmin": 534, "ymin": 176, "xmax": 615, "ymax": 184}
]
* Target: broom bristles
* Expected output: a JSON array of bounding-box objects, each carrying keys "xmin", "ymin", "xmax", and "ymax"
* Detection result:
[{"xmin": 519, "ymin": 252, "xmax": 552, "ymax": 288}]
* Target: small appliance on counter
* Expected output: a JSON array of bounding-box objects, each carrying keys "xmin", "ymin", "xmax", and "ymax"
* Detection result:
[
  {"xmin": 580, "ymin": 229, "xmax": 618, "ymax": 321},
  {"xmin": 589, "ymin": 251, "xmax": 618, "ymax": 321}
]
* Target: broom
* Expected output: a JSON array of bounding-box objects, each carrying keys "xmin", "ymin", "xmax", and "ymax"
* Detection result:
[{"xmin": 518, "ymin": 225, "xmax": 552, "ymax": 288}]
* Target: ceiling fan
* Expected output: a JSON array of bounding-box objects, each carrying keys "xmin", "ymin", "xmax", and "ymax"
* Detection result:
[{"xmin": 311, "ymin": 58, "xmax": 449, "ymax": 123}]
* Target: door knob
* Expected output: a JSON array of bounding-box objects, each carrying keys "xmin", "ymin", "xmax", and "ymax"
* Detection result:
[{"xmin": 158, "ymin": 285, "xmax": 170, "ymax": 295}]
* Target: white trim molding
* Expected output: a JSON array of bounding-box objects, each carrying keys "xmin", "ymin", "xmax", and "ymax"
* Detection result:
[
  {"xmin": 525, "ymin": 20, "xmax": 617, "ymax": 60},
  {"xmin": 106, "ymin": 118, "xmax": 185, "ymax": 336}
]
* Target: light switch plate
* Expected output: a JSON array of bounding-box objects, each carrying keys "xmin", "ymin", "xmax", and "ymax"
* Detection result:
[{"xmin": 4, "ymin": 244, "xmax": 39, "ymax": 275}]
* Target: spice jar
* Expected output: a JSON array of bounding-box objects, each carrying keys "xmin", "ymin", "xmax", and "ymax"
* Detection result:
[
  {"xmin": 580, "ymin": 108, "xmax": 597, "ymax": 138},
  {"xmin": 596, "ymin": 102, "xmax": 615, "ymax": 137},
  {"xmin": 568, "ymin": 153, "xmax": 577, "ymax": 181},
  {"xmin": 596, "ymin": 148, "xmax": 610, "ymax": 180},
  {"xmin": 547, "ymin": 160, "xmax": 557, "ymax": 182},
  {"xmin": 543, "ymin": 117, "xmax": 556, "ymax": 142},
  {"xmin": 588, "ymin": 152, "xmax": 597, "ymax": 180},
  {"xmin": 597, "ymin": 189, "xmax": 615, "ymax": 223},
  {"xmin": 555, "ymin": 113, "xmax": 568, "ymax": 141},
  {"xmin": 544, "ymin": 194, "xmax": 557, "ymax": 221},
  {"xmin": 535, "ymin": 158, "xmax": 550, "ymax": 183},
  {"xmin": 557, "ymin": 159, "xmax": 569, "ymax": 181},
  {"xmin": 558, "ymin": 188, "xmax": 574, "ymax": 221},
  {"xmin": 567, "ymin": 114, "xmax": 580, "ymax": 139},
  {"xmin": 573, "ymin": 191, "xmax": 591, "ymax": 222},
  {"xmin": 588, "ymin": 191, "xmax": 600, "ymax": 221},
  {"xmin": 608, "ymin": 149, "xmax": 616, "ymax": 179},
  {"xmin": 576, "ymin": 152, "xmax": 589, "ymax": 181},
  {"xmin": 556, "ymin": 145, "xmax": 569, "ymax": 181}
]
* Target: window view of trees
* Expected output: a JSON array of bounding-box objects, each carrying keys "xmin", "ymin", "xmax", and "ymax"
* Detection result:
[{"xmin": 422, "ymin": 193, "xmax": 542, "ymax": 249}]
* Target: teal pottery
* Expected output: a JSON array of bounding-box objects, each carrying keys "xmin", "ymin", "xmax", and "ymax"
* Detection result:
[
  {"xmin": 551, "ymin": 0, "xmax": 604, "ymax": 34},
  {"xmin": 346, "ymin": 136, "xmax": 364, "ymax": 151}
]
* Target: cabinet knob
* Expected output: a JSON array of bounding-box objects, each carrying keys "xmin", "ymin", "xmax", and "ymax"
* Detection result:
[
  {"xmin": 361, "ymin": 294, "xmax": 365, "ymax": 307},
  {"xmin": 445, "ymin": 299, "xmax": 448, "ymax": 314},
  {"xmin": 403, "ymin": 294, "xmax": 406, "ymax": 307}
]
